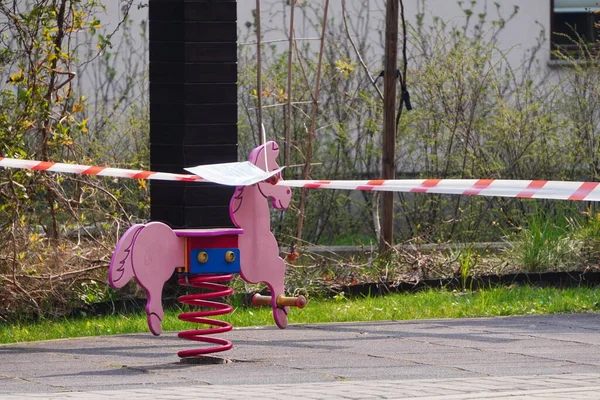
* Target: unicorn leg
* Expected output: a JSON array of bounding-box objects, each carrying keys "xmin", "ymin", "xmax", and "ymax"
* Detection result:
[
  {"xmin": 143, "ymin": 281, "xmax": 167, "ymax": 336},
  {"xmin": 265, "ymin": 259, "xmax": 290, "ymax": 329}
]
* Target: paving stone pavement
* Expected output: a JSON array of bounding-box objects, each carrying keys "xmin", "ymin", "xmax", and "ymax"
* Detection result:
[{"xmin": 1, "ymin": 314, "xmax": 600, "ymax": 399}]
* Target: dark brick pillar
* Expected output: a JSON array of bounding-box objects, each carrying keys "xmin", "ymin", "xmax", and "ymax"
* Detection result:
[{"xmin": 149, "ymin": 0, "xmax": 237, "ymax": 228}]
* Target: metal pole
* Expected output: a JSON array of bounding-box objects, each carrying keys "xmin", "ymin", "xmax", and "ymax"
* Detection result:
[
  {"xmin": 381, "ymin": 0, "xmax": 398, "ymax": 253},
  {"xmin": 256, "ymin": 0, "xmax": 263, "ymax": 142},
  {"xmin": 284, "ymin": 0, "xmax": 296, "ymax": 171}
]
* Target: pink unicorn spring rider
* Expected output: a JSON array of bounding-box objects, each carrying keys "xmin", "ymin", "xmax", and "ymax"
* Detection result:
[{"xmin": 108, "ymin": 141, "xmax": 306, "ymax": 358}]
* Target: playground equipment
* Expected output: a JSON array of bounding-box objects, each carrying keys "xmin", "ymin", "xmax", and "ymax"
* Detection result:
[
  {"xmin": 3, "ymin": 141, "xmax": 600, "ymax": 359},
  {"xmin": 107, "ymin": 141, "xmax": 306, "ymax": 358}
]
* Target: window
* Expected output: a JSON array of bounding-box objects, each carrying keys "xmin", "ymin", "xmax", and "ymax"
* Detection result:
[{"xmin": 551, "ymin": 0, "xmax": 600, "ymax": 58}]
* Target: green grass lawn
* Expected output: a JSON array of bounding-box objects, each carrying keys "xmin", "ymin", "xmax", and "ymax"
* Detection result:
[{"xmin": 1, "ymin": 285, "xmax": 599, "ymax": 344}]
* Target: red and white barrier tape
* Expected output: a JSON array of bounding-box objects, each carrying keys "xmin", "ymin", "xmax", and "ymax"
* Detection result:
[
  {"xmin": 1, "ymin": 156, "xmax": 599, "ymax": 202},
  {"xmin": 281, "ymin": 179, "xmax": 600, "ymax": 202},
  {"xmin": 0, "ymin": 157, "xmax": 204, "ymax": 182}
]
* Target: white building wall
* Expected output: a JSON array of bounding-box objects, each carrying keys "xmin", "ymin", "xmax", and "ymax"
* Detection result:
[
  {"xmin": 90, "ymin": 0, "xmax": 566, "ymax": 109},
  {"xmin": 98, "ymin": 0, "xmax": 553, "ymax": 73},
  {"xmin": 238, "ymin": 0, "xmax": 553, "ymax": 71}
]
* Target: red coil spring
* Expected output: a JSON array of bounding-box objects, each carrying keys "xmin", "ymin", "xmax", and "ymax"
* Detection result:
[{"xmin": 177, "ymin": 274, "xmax": 234, "ymax": 358}]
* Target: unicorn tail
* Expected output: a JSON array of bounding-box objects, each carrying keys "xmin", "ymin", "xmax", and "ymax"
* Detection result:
[{"xmin": 108, "ymin": 224, "xmax": 145, "ymax": 288}]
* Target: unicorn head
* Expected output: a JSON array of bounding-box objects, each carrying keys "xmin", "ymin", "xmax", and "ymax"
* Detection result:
[{"xmin": 248, "ymin": 141, "xmax": 291, "ymax": 209}]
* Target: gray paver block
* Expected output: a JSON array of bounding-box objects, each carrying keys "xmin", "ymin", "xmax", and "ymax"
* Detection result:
[{"xmin": 2, "ymin": 314, "xmax": 600, "ymax": 398}]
